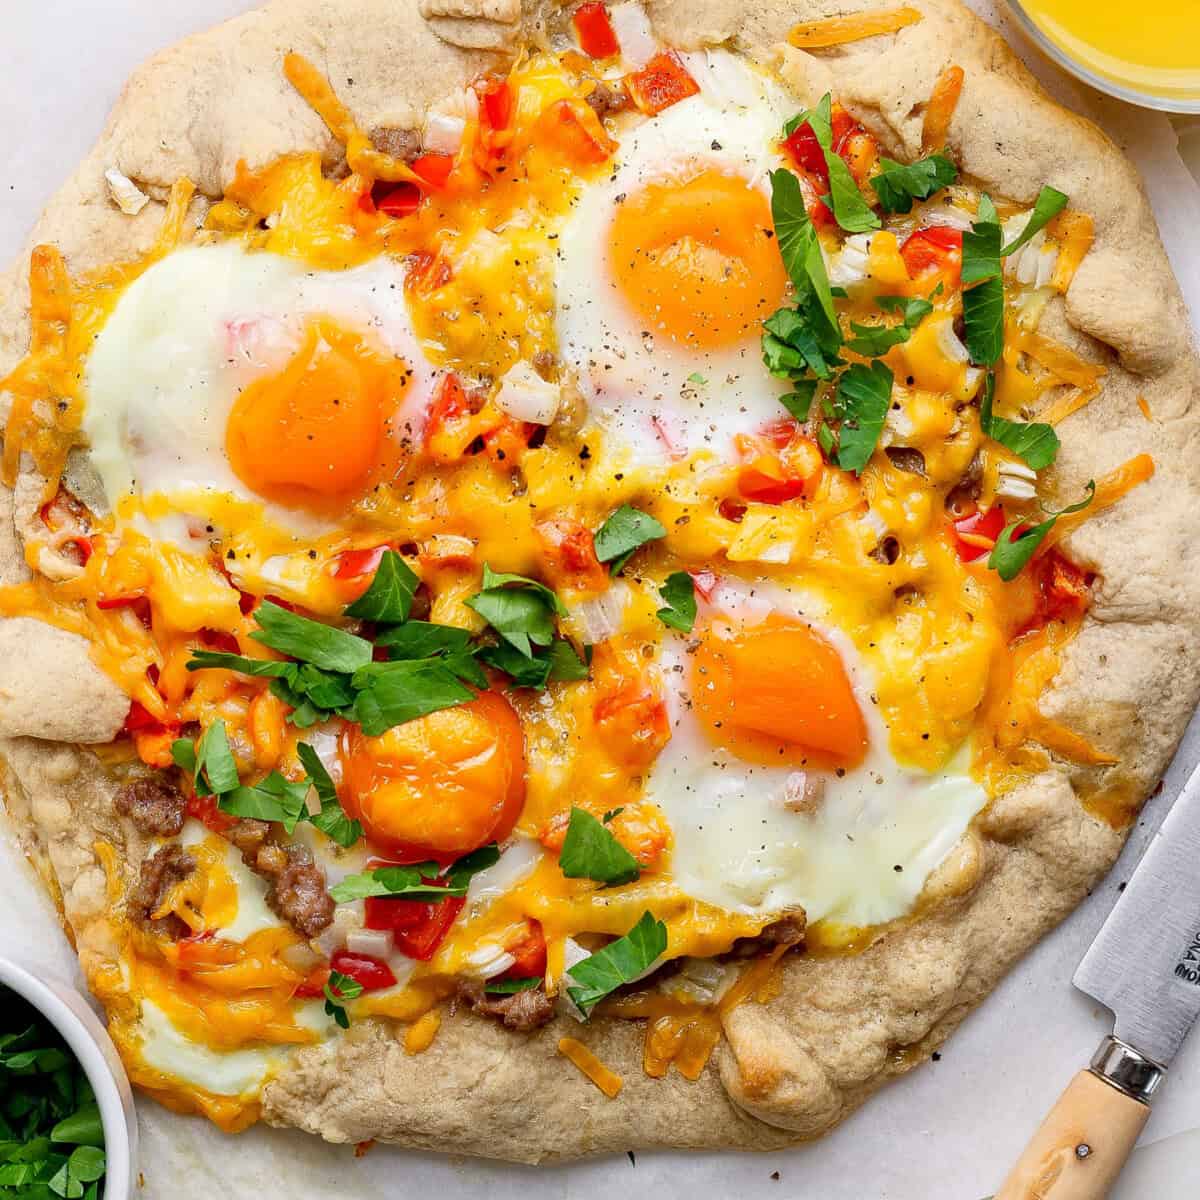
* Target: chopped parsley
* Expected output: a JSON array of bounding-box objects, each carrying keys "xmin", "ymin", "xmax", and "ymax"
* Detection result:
[
  {"xmin": 593, "ymin": 506, "xmax": 666, "ymax": 574},
  {"xmin": 566, "ymin": 911, "xmax": 668, "ymax": 1016},
  {"xmin": 785, "ymin": 96, "xmax": 880, "ymax": 234},
  {"xmin": 0, "ymin": 990, "xmax": 106, "ymax": 1200},
  {"xmin": 323, "ymin": 971, "xmax": 363, "ymax": 1030},
  {"xmin": 1000, "ymin": 185, "xmax": 1068, "ymax": 256},
  {"xmin": 484, "ymin": 977, "xmax": 542, "ymax": 995},
  {"xmin": 558, "ymin": 808, "xmax": 640, "ymax": 886},
  {"xmin": 330, "ymin": 844, "xmax": 499, "ymax": 903},
  {"xmin": 465, "ymin": 564, "xmax": 567, "ymax": 658},
  {"xmin": 987, "ymin": 481, "xmax": 1096, "ymax": 581},
  {"xmin": 979, "ymin": 372, "xmax": 1060, "ymax": 470},
  {"xmin": 833, "ymin": 360, "xmax": 894, "ymax": 474},
  {"xmin": 655, "ymin": 571, "xmax": 697, "ymax": 633},
  {"xmin": 871, "ymin": 153, "xmax": 958, "ymax": 213},
  {"xmin": 343, "ymin": 549, "xmax": 420, "ymax": 624}
]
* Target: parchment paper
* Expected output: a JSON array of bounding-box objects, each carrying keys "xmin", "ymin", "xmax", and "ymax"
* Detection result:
[{"xmin": 2, "ymin": 3, "xmax": 1199, "ymax": 1196}]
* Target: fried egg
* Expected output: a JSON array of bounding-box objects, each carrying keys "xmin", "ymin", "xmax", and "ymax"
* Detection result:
[
  {"xmin": 83, "ymin": 242, "xmax": 436, "ymax": 536},
  {"xmin": 646, "ymin": 576, "xmax": 988, "ymax": 926},
  {"xmin": 554, "ymin": 51, "xmax": 795, "ymax": 464}
]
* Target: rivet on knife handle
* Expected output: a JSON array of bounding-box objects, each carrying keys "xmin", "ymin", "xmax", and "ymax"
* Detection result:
[{"xmin": 995, "ymin": 1035, "xmax": 1160, "ymax": 1200}]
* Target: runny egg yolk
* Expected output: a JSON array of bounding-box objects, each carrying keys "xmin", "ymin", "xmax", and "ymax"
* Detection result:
[
  {"xmin": 341, "ymin": 691, "xmax": 527, "ymax": 862},
  {"xmin": 607, "ymin": 169, "xmax": 788, "ymax": 350},
  {"xmin": 225, "ymin": 319, "xmax": 410, "ymax": 512},
  {"xmin": 690, "ymin": 616, "xmax": 868, "ymax": 769}
]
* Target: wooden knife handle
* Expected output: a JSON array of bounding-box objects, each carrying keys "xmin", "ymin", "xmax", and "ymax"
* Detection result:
[{"xmin": 996, "ymin": 1069, "xmax": 1149, "ymax": 1200}]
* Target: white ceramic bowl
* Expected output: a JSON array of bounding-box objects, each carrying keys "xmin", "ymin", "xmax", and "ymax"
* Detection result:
[{"xmin": 0, "ymin": 958, "xmax": 137, "ymax": 1200}]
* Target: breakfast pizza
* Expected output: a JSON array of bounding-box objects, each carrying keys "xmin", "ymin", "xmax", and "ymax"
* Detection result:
[{"xmin": 1, "ymin": 0, "xmax": 1198, "ymax": 1163}]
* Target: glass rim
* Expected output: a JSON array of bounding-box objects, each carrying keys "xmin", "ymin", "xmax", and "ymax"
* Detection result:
[{"xmin": 1003, "ymin": 1, "xmax": 1200, "ymax": 115}]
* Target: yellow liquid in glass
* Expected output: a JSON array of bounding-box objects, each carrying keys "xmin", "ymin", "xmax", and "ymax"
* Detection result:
[{"xmin": 1019, "ymin": 0, "xmax": 1200, "ymax": 102}]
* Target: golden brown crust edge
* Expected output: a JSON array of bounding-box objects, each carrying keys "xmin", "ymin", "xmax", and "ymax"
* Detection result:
[{"xmin": 1, "ymin": 0, "xmax": 1198, "ymax": 1162}]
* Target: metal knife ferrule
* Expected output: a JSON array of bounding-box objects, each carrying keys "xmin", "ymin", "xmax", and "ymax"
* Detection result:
[{"xmin": 1089, "ymin": 1035, "xmax": 1166, "ymax": 1104}]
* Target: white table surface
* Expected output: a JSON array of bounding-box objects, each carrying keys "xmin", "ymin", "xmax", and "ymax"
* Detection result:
[{"xmin": 3, "ymin": 4, "xmax": 1200, "ymax": 1198}]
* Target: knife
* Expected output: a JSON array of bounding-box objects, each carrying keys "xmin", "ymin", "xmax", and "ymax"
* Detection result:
[{"xmin": 997, "ymin": 762, "xmax": 1200, "ymax": 1199}]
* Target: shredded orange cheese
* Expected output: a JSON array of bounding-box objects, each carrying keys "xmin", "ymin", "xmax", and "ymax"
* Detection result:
[
  {"xmin": 921, "ymin": 65, "xmax": 964, "ymax": 153},
  {"xmin": 557, "ymin": 1037, "xmax": 624, "ymax": 1097},
  {"xmin": 1137, "ymin": 395, "xmax": 1153, "ymax": 421},
  {"xmin": 403, "ymin": 1009, "xmax": 442, "ymax": 1055},
  {"xmin": 1039, "ymin": 386, "xmax": 1098, "ymax": 427},
  {"xmin": 788, "ymin": 7, "xmax": 922, "ymax": 48},
  {"xmin": 1048, "ymin": 210, "xmax": 1094, "ymax": 292},
  {"xmin": 1046, "ymin": 453, "xmax": 1155, "ymax": 547}
]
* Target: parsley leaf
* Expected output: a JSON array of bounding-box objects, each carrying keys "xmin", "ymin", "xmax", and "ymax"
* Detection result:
[
  {"xmin": 559, "ymin": 808, "xmax": 641, "ymax": 886},
  {"xmin": 962, "ymin": 276, "xmax": 1005, "ymax": 365},
  {"xmin": 351, "ymin": 659, "xmax": 475, "ymax": 737},
  {"xmin": 479, "ymin": 637, "xmax": 587, "ymax": 690},
  {"xmin": 846, "ymin": 296, "xmax": 933, "ymax": 357},
  {"xmin": 768, "ymin": 169, "xmax": 839, "ymax": 334},
  {"xmin": 218, "ymin": 771, "xmax": 310, "ymax": 834},
  {"xmin": 789, "ymin": 96, "xmax": 880, "ymax": 234},
  {"xmin": 375, "ymin": 621, "xmax": 473, "ymax": 659},
  {"xmin": 780, "ymin": 380, "xmax": 818, "ymax": 422},
  {"xmin": 979, "ymin": 372, "xmax": 1060, "ymax": 470},
  {"xmin": 960, "ymin": 198, "xmax": 1005, "ymax": 366},
  {"xmin": 465, "ymin": 564, "xmax": 566, "ymax": 658},
  {"xmin": 186, "ymin": 651, "xmax": 294, "ymax": 679},
  {"xmin": 763, "ymin": 305, "xmax": 840, "ymax": 381},
  {"xmin": 547, "ymin": 638, "xmax": 590, "ymax": 682},
  {"xmin": 330, "ymin": 844, "xmax": 498, "ymax": 903},
  {"xmin": 171, "ymin": 718, "xmax": 239, "ymax": 797},
  {"xmin": 871, "ymin": 153, "xmax": 958, "ymax": 213},
  {"xmin": 594, "ymin": 506, "xmax": 666, "ymax": 574},
  {"xmin": 1000, "ymin": 185, "xmax": 1069, "ymax": 257},
  {"xmin": 656, "ymin": 571, "xmax": 696, "ymax": 633},
  {"xmin": 834, "ymin": 360, "xmax": 893, "ymax": 474},
  {"xmin": 987, "ymin": 481, "xmax": 1096, "ymax": 581},
  {"xmin": 485, "ymin": 977, "xmax": 542, "ymax": 995},
  {"xmin": 323, "ymin": 970, "xmax": 363, "ymax": 1030},
  {"xmin": 343, "ymin": 549, "xmax": 420, "ymax": 624},
  {"xmin": 961, "ymin": 194, "xmax": 1003, "ymax": 283},
  {"xmin": 250, "ymin": 601, "xmax": 373, "ymax": 674},
  {"xmin": 296, "ymin": 742, "xmax": 362, "ymax": 848},
  {"xmin": 566, "ymin": 911, "xmax": 668, "ymax": 1015}
]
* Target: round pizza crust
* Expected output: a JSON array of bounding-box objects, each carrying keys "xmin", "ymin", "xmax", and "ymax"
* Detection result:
[{"xmin": 2, "ymin": 0, "xmax": 1199, "ymax": 1162}]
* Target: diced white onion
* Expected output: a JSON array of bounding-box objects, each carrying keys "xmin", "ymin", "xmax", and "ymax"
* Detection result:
[
  {"xmin": 919, "ymin": 205, "xmax": 974, "ymax": 232},
  {"xmin": 1012, "ymin": 286, "xmax": 1054, "ymax": 332},
  {"xmin": 567, "ymin": 583, "xmax": 628, "ymax": 644},
  {"xmin": 827, "ymin": 234, "xmax": 872, "ymax": 288},
  {"xmin": 882, "ymin": 406, "xmax": 914, "ymax": 443},
  {"xmin": 756, "ymin": 541, "xmax": 793, "ymax": 564},
  {"xmin": 964, "ymin": 366, "xmax": 984, "ymax": 398},
  {"xmin": 1034, "ymin": 246, "xmax": 1058, "ymax": 289},
  {"xmin": 346, "ymin": 929, "xmax": 394, "ymax": 958},
  {"xmin": 105, "ymin": 168, "xmax": 150, "ymax": 216},
  {"xmin": 494, "ymin": 360, "xmax": 562, "ymax": 425},
  {"xmin": 423, "ymin": 112, "xmax": 466, "ymax": 155},
  {"xmin": 996, "ymin": 459, "xmax": 1038, "ymax": 501},
  {"xmin": 935, "ymin": 316, "xmax": 971, "ymax": 364},
  {"xmin": 860, "ymin": 509, "xmax": 889, "ymax": 538},
  {"xmin": 303, "ymin": 785, "xmax": 321, "ymax": 818},
  {"xmin": 678, "ymin": 49, "xmax": 757, "ymax": 108},
  {"xmin": 302, "ymin": 725, "xmax": 343, "ymax": 786},
  {"xmin": 465, "ymin": 944, "xmax": 518, "ymax": 979},
  {"xmin": 780, "ymin": 770, "xmax": 825, "ymax": 815},
  {"xmin": 314, "ymin": 902, "xmax": 364, "ymax": 956},
  {"xmin": 610, "ymin": 2, "xmax": 657, "ymax": 66},
  {"xmin": 467, "ymin": 837, "xmax": 542, "ymax": 909},
  {"xmin": 557, "ymin": 937, "xmax": 594, "ymax": 1022},
  {"xmin": 671, "ymin": 957, "xmax": 735, "ymax": 1005}
]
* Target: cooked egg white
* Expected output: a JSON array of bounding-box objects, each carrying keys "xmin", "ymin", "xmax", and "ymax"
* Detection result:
[
  {"xmin": 555, "ymin": 52, "xmax": 794, "ymax": 465},
  {"xmin": 83, "ymin": 241, "xmax": 435, "ymax": 535},
  {"xmin": 646, "ymin": 577, "xmax": 988, "ymax": 925}
]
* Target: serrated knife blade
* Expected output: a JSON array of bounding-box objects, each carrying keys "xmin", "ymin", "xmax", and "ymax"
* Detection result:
[
  {"xmin": 1073, "ymin": 759, "xmax": 1200, "ymax": 1068},
  {"xmin": 997, "ymin": 764, "xmax": 1200, "ymax": 1198}
]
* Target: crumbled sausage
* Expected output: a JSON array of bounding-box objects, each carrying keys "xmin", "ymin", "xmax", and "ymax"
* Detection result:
[
  {"xmin": 869, "ymin": 535, "xmax": 901, "ymax": 566},
  {"xmin": 585, "ymin": 80, "xmax": 631, "ymax": 118},
  {"xmin": 223, "ymin": 820, "xmax": 333, "ymax": 937},
  {"xmin": 129, "ymin": 845, "xmax": 196, "ymax": 940},
  {"xmin": 456, "ymin": 979, "xmax": 556, "ymax": 1031},
  {"xmin": 114, "ymin": 776, "xmax": 187, "ymax": 837},
  {"xmin": 369, "ymin": 125, "xmax": 422, "ymax": 162},
  {"xmin": 269, "ymin": 846, "xmax": 335, "ymax": 939},
  {"xmin": 885, "ymin": 446, "xmax": 927, "ymax": 477},
  {"xmin": 727, "ymin": 914, "xmax": 806, "ymax": 959}
]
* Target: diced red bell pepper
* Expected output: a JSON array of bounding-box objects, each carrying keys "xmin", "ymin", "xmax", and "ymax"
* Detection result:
[
  {"xmin": 294, "ymin": 964, "xmax": 332, "ymax": 999},
  {"xmin": 735, "ymin": 431, "xmax": 823, "ymax": 504},
  {"xmin": 593, "ymin": 684, "xmax": 671, "ymax": 771},
  {"xmin": 411, "ymin": 153, "xmax": 454, "ymax": 189},
  {"xmin": 365, "ymin": 887, "xmax": 466, "ymax": 962},
  {"xmin": 573, "ymin": 2, "xmax": 620, "ymax": 58},
  {"xmin": 783, "ymin": 102, "xmax": 877, "ymax": 186},
  {"xmin": 123, "ymin": 700, "xmax": 162, "ymax": 734},
  {"xmin": 534, "ymin": 518, "xmax": 608, "ymax": 593},
  {"xmin": 98, "ymin": 593, "xmax": 152, "ymax": 627},
  {"xmin": 423, "ymin": 372, "xmax": 473, "ymax": 450},
  {"xmin": 900, "ymin": 226, "xmax": 963, "ymax": 282},
  {"xmin": 783, "ymin": 122, "xmax": 827, "ymax": 177},
  {"xmin": 625, "ymin": 52, "xmax": 700, "ymax": 116},
  {"xmin": 371, "ymin": 181, "xmax": 421, "ymax": 219},
  {"xmin": 199, "ymin": 628, "xmax": 240, "ymax": 655},
  {"xmin": 501, "ymin": 921, "xmax": 547, "ymax": 980},
  {"xmin": 186, "ymin": 790, "xmax": 236, "ymax": 834},
  {"xmin": 329, "ymin": 949, "xmax": 397, "ymax": 992},
  {"xmin": 63, "ymin": 537, "xmax": 94, "ymax": 565},
  {"xmin": 952, "ymin": 505, "xmax": 1007, "ymax": 562},
  {"xmin": 536, "ymin": 98, "xmax": 618, "ymax": 165},
  {"xmin": 478, "ymin": 76, "xmax": 513, "ymax": 131},
  {"xmin": 334, "ymin": 545, "xmax": 388, "ymax": 581}
]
